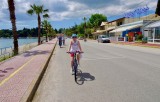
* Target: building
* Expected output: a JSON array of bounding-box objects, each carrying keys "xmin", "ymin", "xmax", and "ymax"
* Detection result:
[
  {"xmin": 92, "ymin": 14, "xmax": 160, "ymax": 42},
  {"xmin": 92, "ymin": 17, "xmax": 127, "ymax": 39},
  {"xmin": 144, "ymin": 20, "xmax": 160, "ymax": 44}
]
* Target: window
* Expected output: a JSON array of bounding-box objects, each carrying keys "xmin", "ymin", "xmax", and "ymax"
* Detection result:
[
  {"xmin": 117, "ymin": 22, "xmax": 123, "ymax": 26},
  {"xmin": 155, "ymin": 27, "xmax": 160, "ymax": 39}
]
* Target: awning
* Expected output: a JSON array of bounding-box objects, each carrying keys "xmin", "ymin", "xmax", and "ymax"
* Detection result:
[
  {"xmin": 146, "ymin": 21, "xmax": 160, "ymax": 28},
  {"xmin": 110, "ymin": 24, "xmax": 142, "ymax": 33},
  {"xmin": 92, "ymin": 30, "xmax": 106, "ymax": 35},
  {"xmin": 107, "ymin": 27, "xmax": 116, "ymax": 31}
]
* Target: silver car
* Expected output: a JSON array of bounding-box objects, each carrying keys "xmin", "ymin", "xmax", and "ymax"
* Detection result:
[{"xmin": 97, "ymin": 35, "xmax": 110, "ymax": 43}]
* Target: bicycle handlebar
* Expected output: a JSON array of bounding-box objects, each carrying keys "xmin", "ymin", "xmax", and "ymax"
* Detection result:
[{"xmin": 66, "ymin": 51, "xmax": 84, "ymax": 54}]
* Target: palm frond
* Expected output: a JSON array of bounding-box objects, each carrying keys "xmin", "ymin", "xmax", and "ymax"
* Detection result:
[
  {"xmin": 43, "ymin": 14, "xmax": 49, "ymax": 18},
  {"xmin": 43, "ymin": 9, "xmax": 49, "ymax": 13},
  {"xmin": 27, "ymin": 9, "xmax": 34, "ymax": 15}
]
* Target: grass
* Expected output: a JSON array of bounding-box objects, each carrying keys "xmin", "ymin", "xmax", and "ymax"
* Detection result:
[
  {"xmin": 0, "ymin": 43, "xmax": 38, "ymax": 62},
  {"xmin": 135, "ymin": 40, "xmax": 143, "ymax": 43},
  {"xmin": 0, "ymin": 54, "xmax": 14, "ymax": 62}
]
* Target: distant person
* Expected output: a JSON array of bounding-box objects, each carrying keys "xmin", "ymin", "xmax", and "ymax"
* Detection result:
[
  {"xmin": 58, "ymin": 34, "xmax": 62, "ymax": 48},
  {"xmin": 62, "ymin": 35, "xmax": 65, "ymax": 45}
]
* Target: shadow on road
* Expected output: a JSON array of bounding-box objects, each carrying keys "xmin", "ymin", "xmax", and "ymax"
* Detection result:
[
  {"xmin": 0, "ymin": 67, "xmax": 14, "ymax": 77},
  {"xmin": 23, "ymin": 50, "xmax": 50, "ymax": 57},
  {"xmin": 76, "ymin": 69, "xmax": 95, "ymax": 85}
]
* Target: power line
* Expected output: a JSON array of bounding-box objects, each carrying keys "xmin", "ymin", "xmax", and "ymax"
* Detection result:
[{"xmin": 107, "ymin": 0, "xmax": 153, "ymax": 19}]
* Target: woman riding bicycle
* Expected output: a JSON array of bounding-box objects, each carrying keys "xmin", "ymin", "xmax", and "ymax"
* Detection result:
[{"xmin": 68, "ymin": 34, "xmax": 83, "ymax": 73}]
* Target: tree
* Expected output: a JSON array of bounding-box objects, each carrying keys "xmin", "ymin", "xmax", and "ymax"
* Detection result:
[
  {"xmin": 47, "ymin": 24, "xmax": 54, "ymax": 39},
  {"xmin": 89, "ymin": 14, "xmax": 107, "ymax": 31},
  {"xmin": 27, "ymin": 4, "xmax": 49, "ymax": 45},
  {"xmin": 7, "ymin": 0, "xmax": 19, "ymax": 55},
  {"xmin": 83, "ymin": 17, "xmax": 88, "ymax": 38},
  {"xmin": 42, "ymin": 20, "xmax": 51, "ymax": 42},
  {"xmin": 156, "ymin": 0, "xmax": 160, "ymax": 16},
  {"xmin": 55, "ymin": 28, "xmax": 58, "ymax": 34},
  {"xmin": 58, "ymin": 28, "xmax": 64, "ymax": 33}
]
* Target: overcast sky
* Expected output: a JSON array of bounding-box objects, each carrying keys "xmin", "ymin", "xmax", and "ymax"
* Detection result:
[{"xmin": 0, "ymin": 0, "xmax": 158, "ymax": 30}]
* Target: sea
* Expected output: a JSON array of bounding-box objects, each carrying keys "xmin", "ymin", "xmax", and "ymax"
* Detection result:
[{"xmin": 0, "ymin": 38, "xmax": 38, "ymax": 48}]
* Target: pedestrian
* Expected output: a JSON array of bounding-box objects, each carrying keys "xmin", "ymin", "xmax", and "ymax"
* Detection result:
[
  {"xmin": 62, "ymin": 35, "xmax": 65, "ymax": 45},
  {"xmin": 58, "ymin": 34, "xmax": 62, "ymax": 48}
]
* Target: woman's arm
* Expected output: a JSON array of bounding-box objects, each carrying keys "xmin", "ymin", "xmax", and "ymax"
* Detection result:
[
  {"xmin": 78, "ymin": 41, "xmax": 83, "ymax": 52},
  {"xmin": 68, "ymin": 41, "xmax": 72, "ymax": 52}
]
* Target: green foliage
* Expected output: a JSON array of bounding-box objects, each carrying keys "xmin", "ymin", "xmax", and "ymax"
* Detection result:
[
  {"xmin": 142, "ymin": 37, "xmax": 148, "ymax": 43},
  {"xmin": 27, "ymin": 4, "xmax": 49, "ymax": 16},
  {"xmin": 78, "ymin": 34, "xmax": 85, "ymax": 37},
  {"xmin": 58, "ymin": 28, "xmax": 65, "ymax": 33},
  {"xmin": 89, "ymin": 14, "xmax": 107, "ymax": 29},
  {"xmin": 0, "ymin": 28, "xmax": 47, "ymax": 38},
  {"xmin": 137, "ymin": 34, "xmax": 143, "ymax": 40},
  {"xmin": 65, "ymin": 28, "xmax": 73, "ymax": 37},
  {"xmin": 63, "ymin": 14, "xmax": 107, "ymax": 38},
  {"xmin": 55, "ymin": 29, "xmax": 58, "ymax": 33}
]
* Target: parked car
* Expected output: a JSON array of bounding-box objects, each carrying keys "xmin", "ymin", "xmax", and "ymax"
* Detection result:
[{"xmin": 97, "ymin": 35, "xmax": 110, "ymax": 43}]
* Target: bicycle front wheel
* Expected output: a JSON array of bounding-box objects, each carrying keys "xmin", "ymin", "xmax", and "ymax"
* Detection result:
[{"xmin": 74, "ymin": 65, "xmax": 77, "ymax": 82}]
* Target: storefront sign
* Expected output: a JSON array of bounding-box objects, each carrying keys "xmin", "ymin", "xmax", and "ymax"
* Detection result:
[{"xmin": 118, "ymin": 37, "xmax": 125, "ymax": 41}]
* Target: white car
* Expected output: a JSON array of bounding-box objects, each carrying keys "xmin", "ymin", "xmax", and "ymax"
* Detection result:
[{"xmin": 97, "ymin": 35, "xmax": 110, "ymax": 43}]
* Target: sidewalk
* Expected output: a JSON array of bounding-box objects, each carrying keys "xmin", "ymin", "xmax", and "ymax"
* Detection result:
[
  {"xmin": 112, "ymin": 42, "xmax": 160, "ymax": 49},
  {"xmin": 0, "ymin": 39, "xmax": 57, "ymax": 102}
]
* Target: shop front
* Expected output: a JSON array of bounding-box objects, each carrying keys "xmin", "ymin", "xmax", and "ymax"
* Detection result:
[
  {"xmin": 109, "ymin": 23, "xmax": 143, "ymax": 42},
  {"xmin": 145, "ymin": 21, "xmax": 160, "ymax": 44}
]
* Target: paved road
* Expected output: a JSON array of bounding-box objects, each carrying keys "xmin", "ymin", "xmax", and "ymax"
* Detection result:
[{"xmin": 33, "ymin": 40, "xmax": 160, "ymax": 102}]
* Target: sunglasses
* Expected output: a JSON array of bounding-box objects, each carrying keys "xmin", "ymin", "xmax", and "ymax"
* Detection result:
[{"xmin": 72, "ymin": 37, "xmax": 77, "ymax": 38}]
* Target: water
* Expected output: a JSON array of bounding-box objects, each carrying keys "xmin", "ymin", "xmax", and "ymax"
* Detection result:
[{"xmin": 0, "ymin": 38, "xmax": 38, "ymax": 48}]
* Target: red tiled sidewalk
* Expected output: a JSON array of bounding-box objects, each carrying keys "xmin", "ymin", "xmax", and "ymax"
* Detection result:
[
  {"xmin": 112, "ymin": 41, "xmax": 160, "ymax": 49},
  {"xmin": 0, "ymin": 39, "xmax": 57, "ymax": 102}
]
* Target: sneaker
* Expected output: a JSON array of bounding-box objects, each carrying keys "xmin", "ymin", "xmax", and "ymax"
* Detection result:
[
  {"xmin": 70, "ymin": 69, "xmax": 75, "ymax": 75},
  {"xmin": 72, "ymin": 71, "xmax": 75, "ymax": 75},
  {"xmin": 78, "ymin": 64, "xmax": 81, "ymax": 69}
]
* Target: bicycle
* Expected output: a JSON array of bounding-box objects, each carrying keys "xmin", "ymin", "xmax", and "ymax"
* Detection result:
[{"xmin": 67, "ymin": 51, "xmax": 83, "ymax": 82}]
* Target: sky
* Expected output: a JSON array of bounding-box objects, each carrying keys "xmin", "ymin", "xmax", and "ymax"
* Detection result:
[{"xmin": 0, "ymin": 0, "xmax": 158, "ymax": 30}]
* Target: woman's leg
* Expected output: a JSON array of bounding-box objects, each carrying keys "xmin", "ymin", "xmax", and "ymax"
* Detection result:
[
  {"xmin": 77, "ymin": 54, "xmax": 80, "ymax": 65},
  {"xmin": 71, "ymin": 57, "xmax": 74, "ymax": 68}
]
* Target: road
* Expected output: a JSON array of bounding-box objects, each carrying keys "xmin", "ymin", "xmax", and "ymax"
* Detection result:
[{"xmin": 33, "ymin": 40, "xmax": 160, "ymax": 102}]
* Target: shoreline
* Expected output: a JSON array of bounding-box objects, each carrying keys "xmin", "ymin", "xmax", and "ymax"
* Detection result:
[
  {"xmin": 0, "ymin": 42, "xmax": 38, "ymax": 62},
  {"xmin": 0, "ymin": 38, "xmax": 38, "ymax": 49}
]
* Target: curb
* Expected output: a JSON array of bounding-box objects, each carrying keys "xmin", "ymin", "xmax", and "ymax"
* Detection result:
[{"xmin": 20, "ymin": 40, "xmax": 57, "ymax": 102}]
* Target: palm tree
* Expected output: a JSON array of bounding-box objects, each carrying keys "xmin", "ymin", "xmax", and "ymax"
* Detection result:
[
  {"xmin": 7, "ymin": 0, "xmax": 18, "ymax": 55},
  {"xmin": 156, "ymin": 0, "xmax": 160, "ymax": 16},
  {"xmin": 83, "ymin": 17, "xmax": 88, "ymax": 38},
  {"xmin": 27, "ymin": 4, "xmax": 49, "ymax": 45},
  {"xmin": 42, "ymin": 20, "xmax": 51, "ymax": 42}
]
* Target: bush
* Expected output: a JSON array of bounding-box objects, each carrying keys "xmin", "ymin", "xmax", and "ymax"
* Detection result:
[
  {"xmin": 137, "ymin": 34, "xmax": 143, "ymax": 40},
  {"xmin": 142, "ymin": 37, "xmax": 148, "ymax": 43},
  {"xmin": 78, "ymin": 34, "xmax": 85, "ymax": 38}
]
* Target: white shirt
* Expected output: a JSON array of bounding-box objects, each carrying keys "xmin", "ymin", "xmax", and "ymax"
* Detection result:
[{"xmin": 70, "ymin": 40, "xmax": 80, "ymax": 52}]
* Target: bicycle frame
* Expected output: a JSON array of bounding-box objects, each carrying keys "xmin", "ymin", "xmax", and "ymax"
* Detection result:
[{"xmin": 67, "ymin": 51, "xmax": 83, "ymax": 82}]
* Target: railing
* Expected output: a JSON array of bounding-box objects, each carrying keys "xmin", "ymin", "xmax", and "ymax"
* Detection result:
[
  {"xmin": 0, "ymin": 42, "xmax": 38, "ymax": 61},
  {"xmin": 21, "ymin": 42, "xmax": 38, "ymax": 53},
  {"xmin": 0, "ymin": 46, "xmax": 13, "ymax": 61}
]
